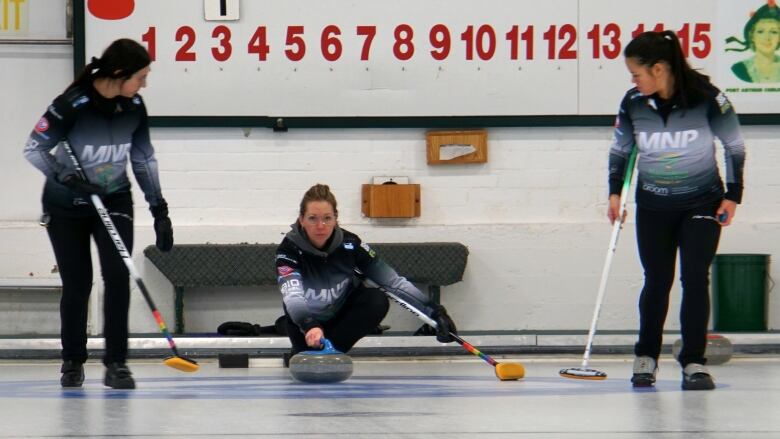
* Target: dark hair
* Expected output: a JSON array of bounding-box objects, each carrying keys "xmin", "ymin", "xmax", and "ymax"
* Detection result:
[
  {"xmin": 726, "ymin": 1, "xmax": 780, "ymax": 52},
  {"xmin": 70, "ymin": 38, "xmax": 150, "ymax": 89},
  {"xmin": 299, "ymin": 184, "xmax": 338, "ymax": 217},
  {"xmin": 624, "ymin": 30, "xmax": 711, "ymax": 108}
]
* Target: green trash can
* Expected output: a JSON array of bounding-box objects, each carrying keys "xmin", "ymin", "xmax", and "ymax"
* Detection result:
[{"xmin": 711, "ymin": 254, "xmax": 770, "ymax": 331}]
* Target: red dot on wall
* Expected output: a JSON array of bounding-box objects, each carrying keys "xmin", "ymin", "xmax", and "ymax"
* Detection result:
[{"xmin": 88, "ymin": 0, "xmax": 135, "ymax": 20}]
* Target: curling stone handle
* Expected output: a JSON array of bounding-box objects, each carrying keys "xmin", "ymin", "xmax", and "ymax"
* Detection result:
[{"xmin": 319, "ymin": 337, "xmax": 342, "ymax": 354}]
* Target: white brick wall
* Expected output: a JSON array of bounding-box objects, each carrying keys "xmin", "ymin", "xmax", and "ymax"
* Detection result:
[{"xmin": 1, "ymin": 47, "xmax": 778, "ymax": 336}]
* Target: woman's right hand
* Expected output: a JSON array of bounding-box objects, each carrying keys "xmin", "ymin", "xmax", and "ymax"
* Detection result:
[
  {"xmin": 607, "ymin": 194, "xmax": 624, "ymax": 225},
  {"xmin": 305, "ymin": 327, "xmax": 324, "ymax": 348}
]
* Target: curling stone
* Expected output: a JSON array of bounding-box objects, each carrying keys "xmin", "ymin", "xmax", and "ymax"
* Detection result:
[
  {"xmin": 672, "ymin": 334, "xmax": 733, "ymax": 365},
  {"xmin": 289, "ymin": 338, "xmax": 353, "ymax": 383}
]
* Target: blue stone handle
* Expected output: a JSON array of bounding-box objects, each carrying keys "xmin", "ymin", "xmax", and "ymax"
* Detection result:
[
  {"xmin": 319, "ymin": 337, "xmax": 342, "ymax": 354},
  {"xmin": 298, "ymin": 337, "xmax": 344, "ymax": 355}
]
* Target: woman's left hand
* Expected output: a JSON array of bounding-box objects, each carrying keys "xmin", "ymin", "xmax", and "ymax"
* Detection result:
[{"xmin": 717, "ymin": 200, "xmax": 737, "ymax": 226}]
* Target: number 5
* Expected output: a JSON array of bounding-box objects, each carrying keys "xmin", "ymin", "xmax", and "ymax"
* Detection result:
[{"xmin": 691, "ymin": 23, "xmax": 711, "ymax": 59}]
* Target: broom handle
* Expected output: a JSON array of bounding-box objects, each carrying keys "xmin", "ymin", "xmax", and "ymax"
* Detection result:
[
  {"xmin": 365, "ymin": 280, "xmax": 500, "ymax": 367},
  {"xmin": 60, "ymin": 142, "xmax": 182, "ymax": 357},
  {"xmin": 582, "ymin": 147, "xmax": 637, "ymax": 368}
]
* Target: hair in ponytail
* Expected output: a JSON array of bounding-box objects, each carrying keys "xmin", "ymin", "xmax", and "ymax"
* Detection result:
[
  {"xmin": 299, "ymin": 184, "xmax": 339, "ymax": 217},
  {"xmin": 624, "ymin": 30, "xmax": 711, "ymax": 108},
  {"xmin": 69, "ymin": 38, "xmax": 150, "ymax": 90}
]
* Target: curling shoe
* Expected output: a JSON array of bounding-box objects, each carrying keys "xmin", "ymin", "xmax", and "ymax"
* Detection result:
[
  {"xmin": 104, "ymin": 363, "xmax": 135, "ymax": 389},
  {"xmin": 631, "ymin": 356, "xmax": 657, "ymax": 387},
  {"xmin": 60, "ymin": 361, "xmax": 85, "ymax": 388},
  {"xmin": 682, "ymin": 363, "xmax": 715, "ymax": 391}
]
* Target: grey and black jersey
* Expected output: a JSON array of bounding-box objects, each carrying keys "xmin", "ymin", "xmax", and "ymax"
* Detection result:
[
  {"xmin": 276, "ymin": 224, "xmax": 433, "ymax": 333},
  {"xmin": 608, "ymin": 85, "xmax": 745, "ymax": 211},
  {"xmin": 23, "ymin": 84, "xmax": 164, "ymax": 211}
]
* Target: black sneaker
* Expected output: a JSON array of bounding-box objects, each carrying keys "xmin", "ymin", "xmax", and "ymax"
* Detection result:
[
  {"xmin": 104, "ymin": 363, "xmax": 135, "ymax": 389},
  {"xmin": 631, "ymin": 356, "xmax": 657, "ymax": 387},
  {"xmin": 60, "ymin": 361, "xmax": 85, "ymax": 388},
  {"xmin": 682, "ymin": 363, "xmax": 715, "ymax": 391}
]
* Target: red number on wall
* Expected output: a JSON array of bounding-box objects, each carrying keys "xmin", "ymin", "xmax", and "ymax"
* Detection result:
[
  {"xmin": 321, "ymin": 25, "xmax": 343, "ymax": 61},
  {"xmin": 691, "ymin": 23, "xmax": 711, "ymax": 59},
  {"xmin": 393, "ymin": 24, "xmax": 415, "ymax": 61},
  {"xmin": 175, "ymin": 26, "xmax": 197, "ymax": 62},
  {"xmin": 285, "ymin": 26, "xmax": 306, "ymax": 61},
  {"xmin": 558, "ymin": 24, "xmax": 577, "ymax": 59},
  {"xmin": 429, "ymin": 24, "xmax": 451, "ymax": 60},
  {"xmin": 356, "ymin": 26, "xmax": 376, "ymax": 61},
  {"xmin": 586, "ymin": 23, "xmax": 620, "ymax": 59},
  {"xmin": 677, "ymin": 23, "xmax": 690, "ymax": 57},
  {"xmin": 141, "ymin": 26, "xmax": 156, "ymax": 61},
  {"xmin": 211, "ymin": 25, "xmax": 232, "ymax": 62},
  {"xmin": 543, "ymin": 24, "xmax": 576, "ymax": 60},
  {"xmin": 632, "ymin": 23, "xmax": 664, "ymax": 39},
  {"xmin": 247, "ymin": 26, "xmax": 270, "ymax": 61}
]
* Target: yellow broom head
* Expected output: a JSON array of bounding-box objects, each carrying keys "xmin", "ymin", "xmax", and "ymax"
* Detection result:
[
  {"xmin": 495, "ymin": 362, "xmax": 525, "ymax": 381},
  {"xmin": 559, "ymin": 367, "xmax": 607, "ymax": 380},
  {"xmin": 164, "ymin": 356, "xmax": 200, "ymax": 372}
]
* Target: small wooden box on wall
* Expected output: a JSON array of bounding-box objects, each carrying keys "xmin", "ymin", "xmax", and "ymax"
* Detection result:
[
  {"xmin": 426, "ymin": 129, "xmax": 488, "ymax": 164},
  {"xmin": 361, "ymin": 184, "xmax": 421, "ymax": 218}
]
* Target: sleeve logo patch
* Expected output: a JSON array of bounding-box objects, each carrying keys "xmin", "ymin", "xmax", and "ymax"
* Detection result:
[
  {"xmin": 35, "ymin": 117, "xmax": 49, "ymax": 132},
  {"xmin": 360, "ymin": 242, "xmax": 376, "ymax": 258},
  {"xmin": 47, "ymin": 106, "xmax": 63, "ymax": 120},
  {"xmin": 716, "ymin": 92, "xmax": 732, "ymax": 114},
  {"xmin": 277, "ymin": 265, "xmax": 294, "ymax": 277},
  {"xmin": 276, "ymin": 253, "xmax": 298, "ymax": 264},
  {"xmin": 72, "ymin": 96, "xmax": 90, "ymax": 108}
]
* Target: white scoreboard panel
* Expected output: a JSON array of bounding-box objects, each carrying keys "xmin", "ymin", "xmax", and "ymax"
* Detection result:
[{"xmin": 75, "ymin": 0, "xmax": 779, "ymax": 125}]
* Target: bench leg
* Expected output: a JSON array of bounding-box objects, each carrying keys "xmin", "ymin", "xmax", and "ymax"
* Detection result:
[
  {"xmin": 428, "ymin": 285, "xmax": 441, "ymax": 306},
  {"xmin": 414, "ymin": 285, "xmax": 441, "ymax": 336},
  {"xmin": 175, "ymin": 286, "xmax": 185, "ymax": 334}
]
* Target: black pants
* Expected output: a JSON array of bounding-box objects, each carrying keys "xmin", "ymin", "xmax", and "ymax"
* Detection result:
[
  {"xmin": 45, "ymin": 196, "xmax": 134, "ymax": 366},
  {"xmin": 634, "ymin": 202, "xmax": 721, "ymax": 366},
  {"xmin": 286, "ymin": 286, "xmax": 390, "ymax": 354}
]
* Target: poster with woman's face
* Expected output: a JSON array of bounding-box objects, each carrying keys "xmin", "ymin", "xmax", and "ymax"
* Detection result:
[{"xmin": 718, "ymin": 0, "xmax": 780, "ymax": 112}]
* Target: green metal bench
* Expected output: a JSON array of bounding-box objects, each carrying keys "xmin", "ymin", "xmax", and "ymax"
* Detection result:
[{"xmin": 144, "ymin": 242, "xmax": 468, "ymax": 334}]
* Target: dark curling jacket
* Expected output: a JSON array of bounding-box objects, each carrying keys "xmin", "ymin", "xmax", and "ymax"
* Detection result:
[
  {"xmin": 276, "ymin": 223, "xmax": 434, "ymax": 333},
  {"xmin": 608, "ymin": 83, "xmax": 745, "ymax": 211},
  {"xmin": 23, "ymin": 83, "xmax": 165, "ymax": 213}
]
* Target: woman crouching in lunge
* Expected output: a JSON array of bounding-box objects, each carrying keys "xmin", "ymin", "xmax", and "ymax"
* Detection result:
[{"xmin": 276, "ymin": 184, "xmax": 457, "ymax": 358}]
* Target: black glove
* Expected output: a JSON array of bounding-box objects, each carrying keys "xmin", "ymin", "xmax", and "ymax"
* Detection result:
[
  {"xmin": 150, "ymin": 201, "xmax": 174, "ymax": 252},
  {"xmin": 431, "ymin": 305, "xmax": 457, "ymax": 343},
  {"xmin": 61, "ymin": 174, "xmax": 105, "ymax": 196}
]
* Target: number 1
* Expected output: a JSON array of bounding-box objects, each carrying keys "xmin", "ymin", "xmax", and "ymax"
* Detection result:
[{"xmin": 141, "ymin": 27, "xmax": 156, "ymax": 61}]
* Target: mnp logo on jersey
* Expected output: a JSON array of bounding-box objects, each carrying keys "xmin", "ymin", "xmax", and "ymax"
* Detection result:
[{"xmin": 88, "ymin": 0, "xmax": 135, "ymax": 20}]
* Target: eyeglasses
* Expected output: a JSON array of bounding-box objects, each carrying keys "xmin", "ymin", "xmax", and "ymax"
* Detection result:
[{"xmin": 303, "ymin": 215, "xmax": 336, "ymax": 226}]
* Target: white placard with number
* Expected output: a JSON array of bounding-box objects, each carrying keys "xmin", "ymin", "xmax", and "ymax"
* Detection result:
[
  {"xmin": 203, "ymin": 0, "xmax": 239, "ymax": 21},
  {"xmin": 80, "ymin": 0, "xmax": 779, "ymax": 119}
]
